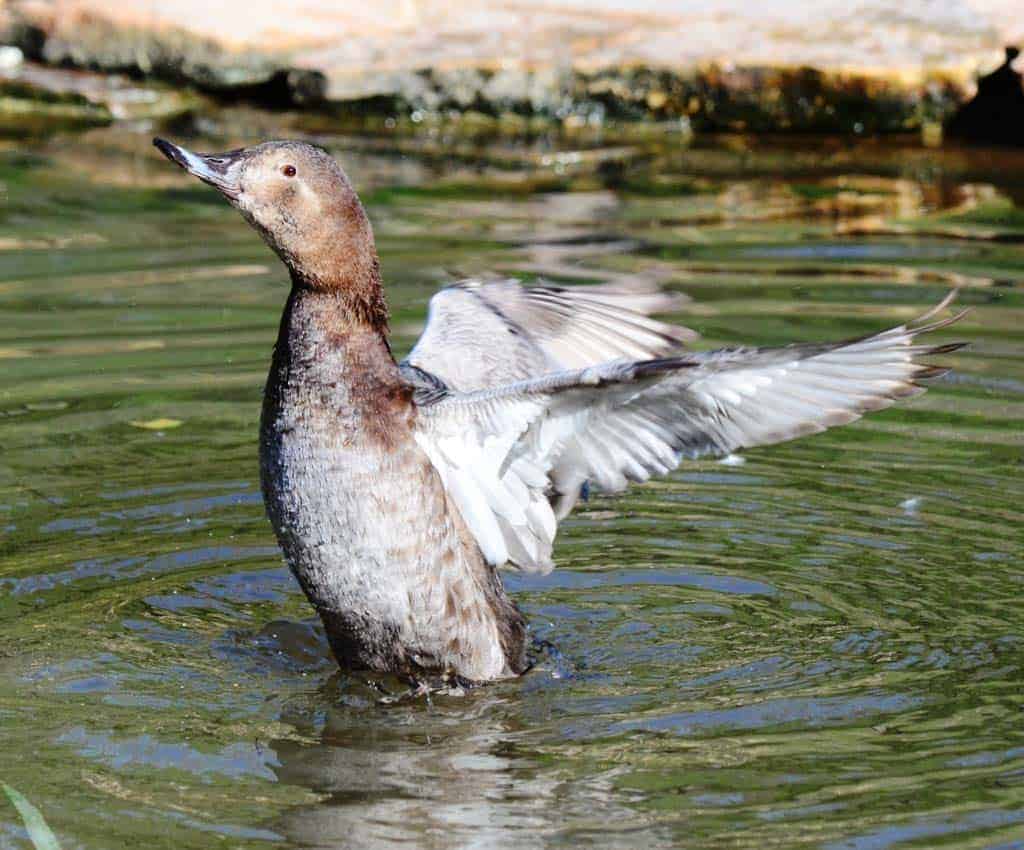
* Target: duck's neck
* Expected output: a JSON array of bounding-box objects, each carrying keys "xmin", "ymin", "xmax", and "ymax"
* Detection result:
[
  {"xmin": 262, "ymin": 282, "xmax": 411, "ymax": 462},
  {"xmin": 288, "ymin": 257, "xmax": 389, "ymax": 335},
  {"xmin": 271, "ymin": 283, "xmax": 395, "ymax": 382},
  {"xmin": 277, "ymin": 189, "xmax": 390, "ymax": 333}
]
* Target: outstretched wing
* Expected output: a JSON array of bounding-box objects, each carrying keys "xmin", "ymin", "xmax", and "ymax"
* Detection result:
[
  {"xmin": 402, "ymin": 277, "xmax": 695, "ymax": 391},
  {"xmin": 412, "ymin": 295, "xmax": 966, "ymax": 573}
]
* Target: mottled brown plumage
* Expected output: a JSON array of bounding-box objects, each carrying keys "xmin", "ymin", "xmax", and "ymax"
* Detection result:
[{"xmin": 259, "ymin": 285, "xmax": 527, "ymax": 681}]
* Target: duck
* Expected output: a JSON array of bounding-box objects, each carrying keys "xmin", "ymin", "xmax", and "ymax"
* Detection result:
[{"xmin": 153, "ymin": 137, "xmax": 965, "ymax": 689}]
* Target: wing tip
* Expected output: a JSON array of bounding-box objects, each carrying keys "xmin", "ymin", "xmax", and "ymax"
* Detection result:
[
  {"xmin": 908, "ymin": 289, "xmax": 970, "ymax": 336},
  {"xmin": 906, "ymin": 292, "xmax": 968, "ymax": 383}
]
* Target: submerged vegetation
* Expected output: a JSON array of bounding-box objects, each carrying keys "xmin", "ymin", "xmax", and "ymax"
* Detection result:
[{"xmin": 2, "ymin": 784, "xmax": 61, "ymax": 850}]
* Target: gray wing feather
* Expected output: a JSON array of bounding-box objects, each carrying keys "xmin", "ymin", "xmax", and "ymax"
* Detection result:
[
  {"xmin": 413, "ymin": 294, "xmax": 966, "ymax": 573},
  {"xmin": 404, "ymin": 277, "xmax": 694, "ymax": 391}
]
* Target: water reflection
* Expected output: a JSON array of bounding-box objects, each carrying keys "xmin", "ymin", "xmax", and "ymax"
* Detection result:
[{"xmin": 272, "ymin": 688, "xmax": 553, "ymax": 850}]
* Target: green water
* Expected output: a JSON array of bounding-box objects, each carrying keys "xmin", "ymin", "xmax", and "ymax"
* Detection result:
[{"xmin": 1, "ymin": 128, "xmax": 1023, "ymax": 850}]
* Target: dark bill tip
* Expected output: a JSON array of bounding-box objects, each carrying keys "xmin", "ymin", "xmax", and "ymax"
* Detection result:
[
  {"xmin": 153, "ymin": 137, "xmax": 188, "ymax": 169},
  {"xmin": 152, "ymin": 137, "xmax": 242, "ymax": 200}
]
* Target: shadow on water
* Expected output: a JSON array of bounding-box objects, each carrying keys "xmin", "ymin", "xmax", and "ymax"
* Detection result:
[{"xmin": 0, "ymin": 126, "xmax": 1022, "ymax": 849}]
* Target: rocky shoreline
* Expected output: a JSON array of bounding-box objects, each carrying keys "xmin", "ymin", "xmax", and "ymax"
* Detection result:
[{"xmin": 0, "ymin": 1, "xmax": 1017, "ymax": 139}]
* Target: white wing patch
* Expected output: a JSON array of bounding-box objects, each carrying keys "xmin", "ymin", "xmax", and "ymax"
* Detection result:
[{"xmin": 413, "ymin": 393, "xmax": 558, "ymax": 568}]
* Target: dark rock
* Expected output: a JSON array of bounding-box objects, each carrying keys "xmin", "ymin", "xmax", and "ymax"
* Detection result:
[{"xmin": 946, "ymin": 46, "xmax": 1024, "ymax": 147}]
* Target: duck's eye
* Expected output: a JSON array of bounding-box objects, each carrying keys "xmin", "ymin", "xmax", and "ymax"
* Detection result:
[{"xmin": 281, "ymin": 164, "xmax": 296, "ymax": 177}]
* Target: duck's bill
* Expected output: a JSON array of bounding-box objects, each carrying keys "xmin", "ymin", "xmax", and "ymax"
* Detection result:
[{"xmin": 153, "ymin": 138, "xmax": 243, "ymax": 200}]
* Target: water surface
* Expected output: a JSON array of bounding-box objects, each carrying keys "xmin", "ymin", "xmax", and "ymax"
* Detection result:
[{"xmin": 1, "ymin": 129, "xmax": 1023, "ymax": 849}]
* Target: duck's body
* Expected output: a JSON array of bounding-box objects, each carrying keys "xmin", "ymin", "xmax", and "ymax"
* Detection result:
[
  {"xmin": 154, "ymin": 137, "xmax": 964, "ymax": 686},
  {"xmin": 259, "ymin": 286, "xmax": 527, "ymax": 681}
]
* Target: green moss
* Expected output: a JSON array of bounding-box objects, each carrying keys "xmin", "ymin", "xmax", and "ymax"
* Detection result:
[
  {"xmin": 936, "ymin": 199, "xmax": 1024, "ymax": 229},
  {"xmin": 0, "ymin": 82, "xmax": 112, "ymax": 136}
]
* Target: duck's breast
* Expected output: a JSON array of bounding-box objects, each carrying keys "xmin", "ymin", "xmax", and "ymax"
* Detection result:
[{"xmin": 259, "ymin": 329, "xmax": 518, "ymax": 680}]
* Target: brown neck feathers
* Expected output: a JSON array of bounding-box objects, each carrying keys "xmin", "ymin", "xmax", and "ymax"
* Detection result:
[
  {"xmin": 289, "ymin": 253, "xmax": 389, "ymax": 334},
  {"xmin": 282, "ymin": 192, "xmax": 390, "ymax": 334}
]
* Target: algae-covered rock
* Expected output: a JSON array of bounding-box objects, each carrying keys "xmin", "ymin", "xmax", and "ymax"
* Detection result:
[
  {"xmin": 0, "ymin": 77, "xmax": 111, "ymax": 135},
  {"xmin": 480, "ymin": 68, "xmax": 572, "ymax": 116},
  {"xmin": 2, "ymin": 11, "xmax": 324, "ymax": 107},
  {"xmin": 0, "ymin": 62, "xmax": 207, "ymax": 131}
]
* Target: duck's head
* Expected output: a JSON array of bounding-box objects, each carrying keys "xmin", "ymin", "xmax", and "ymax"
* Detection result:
[{"xmin": 154, "ymin": 137, "xmax": 385, "ymax": 324}]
